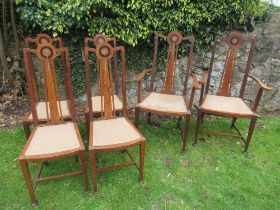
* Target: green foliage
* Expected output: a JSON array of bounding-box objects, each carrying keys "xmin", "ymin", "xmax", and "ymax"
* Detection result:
[{"xmin": 17, "ymin": 0, "xmax": 266, "ymax": 46}]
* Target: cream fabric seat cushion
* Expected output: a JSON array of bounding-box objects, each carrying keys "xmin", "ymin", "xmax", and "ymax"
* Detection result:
[
  {"xmin": 91, "ymin": 95, "xmax": 123, "ymax": 112},
  {"xmin": 201, "ymin": 94, "xmax": 254, "ymax": 116},
  {"xmin": 28, "ymin": 100, "xmax": 70, "ymax": 120},
  {"xmin": 91, "ymin": 117, "xmax": 142, "ymax": 147},
  {"xmin": 25, "ymin": 122, "xmax": 80, "ymax": 156},
  {"xmin": 138, "ymin": 92, "xmax": 188, "ymax": 113}
]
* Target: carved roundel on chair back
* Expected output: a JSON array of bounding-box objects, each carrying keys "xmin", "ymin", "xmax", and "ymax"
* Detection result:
[
  {"xmin": 36, "ymin": 43, "xmax": 57, "ymax": 61},
  {"xmin": 167, "ymin": 31, "xmax": 183, "ymax": 45},
  {"xmin": 96, "ymin": 42, "xmax": 114, "ymax": 59},
  {"xmin": 227, "ymin": 32, "xmax": 244, "ymax": 48},
  {"xmin": 93, "ymin": 34, "xmax": 107, "ymax": 46},
  {"xmin": 37, "ymin": 34, "xmax": 52, "ymax": 45}
]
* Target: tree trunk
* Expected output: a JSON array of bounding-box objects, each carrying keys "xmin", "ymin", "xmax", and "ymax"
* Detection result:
[
  {"xmin": 0, "ymin": 28, "xmax": 13, "ymax": 85},
  {"xmin": 2, "ymin": 0, "xmax": 8, "ymax": 45},
  {"xmin": 10, "ymin": 0, "xmax": 19, "ymax": 56}
]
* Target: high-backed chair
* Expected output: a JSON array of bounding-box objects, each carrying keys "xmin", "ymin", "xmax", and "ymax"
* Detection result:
[
  {"xmin": 84, "ymin": 42, "xmax": 146, "ymax": 193},
  {"xmin": 22, "ymin": 34, "xmax": 73, "ymax": 139},
  {"xmin": 19, "ymin": 42, "xmax": 89, "ymax": 206},
  {"xmin": 84, "ymin": 34, "xmax": 125, "ymax": 132},
  {"xmin": 134, "ymin": 31, "xmax": 199, "ymax": 152},
  {"xmin": 194, "ymin": 32, "xmax": 272, "ymax": 151}
]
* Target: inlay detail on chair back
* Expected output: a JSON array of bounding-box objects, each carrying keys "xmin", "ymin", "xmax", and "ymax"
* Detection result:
[
  {"xmin": 85, "ymin": 42, "xmax": 128, "ymax": 121},
  {"xmin": 205, "ymin": 32, "xmax": 256, "ymax": 98},
  {"xmin": 149, "ymin": 31, "xmax": 195, "ymax": 96},
  {"xmin": 218, "ymin": 32, "xmax": 244, "ymax": 96},
  {"xmin": 36, "ymin": 43, "xmax": 61, "ymax": 123},
  {"xmin": 24, "ymin": 34, "xmax": 69, "ymax": 103},
  {"xmin": 84, "ymin": 34, "xmax": 119, "ymax": 96},
  {"xmin": 23, "ymin": 41, "xmax": 77, "ymax": 125}
]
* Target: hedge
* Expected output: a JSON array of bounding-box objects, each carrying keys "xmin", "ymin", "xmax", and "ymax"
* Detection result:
[{"xmin": 16, "ymin": 0, "xmax": 266, "ymax": 46}]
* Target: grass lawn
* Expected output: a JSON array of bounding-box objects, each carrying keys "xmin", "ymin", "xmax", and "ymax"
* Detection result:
[{"xmin": 0, "ymin": 116, "xmax": 280, "ymax": 209}]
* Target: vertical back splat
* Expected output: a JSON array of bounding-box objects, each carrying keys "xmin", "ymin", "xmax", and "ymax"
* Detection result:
[
  {"xmin": 96, "ymin": 43, "xmax": 115, "ymax": 119},
  {"xmin": 36, "ymin": 43, "xmax": 61, "ymax": 123},
  {"xmin": 163, "ymin": 31, "xmax": 183, "ymax": 94},
  {"xmin": 218, "ymin": 33, "xmax": 244, "ymax": 96}
]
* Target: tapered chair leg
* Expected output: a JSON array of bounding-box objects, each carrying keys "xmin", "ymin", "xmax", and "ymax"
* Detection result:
[
  {"xmin": 79, "ymin": 151, "xmax": 89, "ymax": 191},
  {"xmin": 139, "ymin": 142, "xmax": 145, "ymax": 183},
  {"xmin": 23, "ymin": 121, "xmax": 31, "ymax": 140},
  {"xmin": 134, "ymin": 107, "xmax": 140, "ymax": 128},
  {"xmin": 90, "ymin": 151, "xmax": 98, "ymax": 193},
  {"xmin": 194, "ymin": 110, "xmax": 203, "ymax": 144},
  {"xmin": 231, "ymin": 117, "xmax": 237, "ymax": 129},
  {"xmin": 182, "ymin": 115, "xmax": 191, "ymax": 152},
  {"xmin": 244, "ymin": 117, "xmax": 257, "ymax": 152},
  {"xmin": 20, "ymin": 159, "xmax": 37, "ymax": 207}
]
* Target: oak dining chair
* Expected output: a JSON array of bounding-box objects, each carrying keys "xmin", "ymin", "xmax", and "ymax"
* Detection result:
[
  {"xmin": 84, "ymin": 41, "xmax": 146, "ymax": 193},
  {"xmin": 194, "ymin": 32, "xmax": 272, "ymax": 151},
  {"xmin": 134, "ymin": 31, "xmax": 199, "ymax": 152},
  {"xmin": 19, "ymin": 41, "xmax": 89, "ymax": 206},
  {"xmin": 83, "ymin": 34, "xmax": 125, "ymax": 134},
  {"xmin": 22, "ymin": 34, "xmax": 73, "ymax": 139}
]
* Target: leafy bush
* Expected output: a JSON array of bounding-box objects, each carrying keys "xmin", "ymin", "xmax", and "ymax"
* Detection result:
[{"xmin": 16, "ymin": 0, "xmax": 266, "ymax": 46}]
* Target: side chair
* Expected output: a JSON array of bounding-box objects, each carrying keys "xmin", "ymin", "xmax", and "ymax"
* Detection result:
[
  {"xmin": 134, "ymin": 31, "xmax": 199, "ymax": 152},
  {"xmin": 84, "ymin": 41, "xmax": 146, "ymax": 193},
  {"xmin": 194, "ymin": 32, "xmax": 272, "ymax": 151},
  {"xmin": 83, "ymin": 34, "xmax": 127, "ymax": 133},
  {"xmin": 22, "ymin": 34, "xmax": 73, "ymax": 139},
  {"xmin": 19, "ymin": 41, "xmax": 89, "ymax": 206}
]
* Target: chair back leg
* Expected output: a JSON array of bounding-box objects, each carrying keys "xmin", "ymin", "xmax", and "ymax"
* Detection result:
[
  {"xmin": 79, "ymin": 151, "xmax": 90, "ymax": 191},
  {"xmin": 90, "ymin": 151, "xmax": 98, "ymax": 193},
  {"xmin": 194, "ymin": 110, "xmax": 203, "ymax": 144},
  {"xmin": 182, "ymin": 116, "xmax": 191, "ymax": 152}
]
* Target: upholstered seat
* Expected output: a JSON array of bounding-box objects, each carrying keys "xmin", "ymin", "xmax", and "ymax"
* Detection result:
[
  {"xmin": 137, "ymin": 92, "xmax": 188, "ymax": 114},
  {"xmin": 27, "ymin": 100, "xmax": 71, "ymax": 120},
  {"xmin": 91, "ymin": 95, "xmax": 123, "ymax": 112},
  {"xmin": 90, "ymin": 117, "xmax": 143, "ymax": 147},
  {"xmin": 24, "ymin": 122, "xmax": 81, "ymax": 156},
  {"xmin": 201, "ymin": 94, "xmax": 254, "ymax": 117}
]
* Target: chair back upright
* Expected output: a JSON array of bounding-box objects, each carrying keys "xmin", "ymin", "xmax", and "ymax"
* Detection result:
[
  {"xmin": 205, "ymin": 32, "xmax": 256, "ymax": 98},
  {"xmin": 84, "ymin": 42, "xmax": 128, "ymax": 121},
  {"xmin": 23, "ymin": 41, "xmax": 77, "ymax": 125},
  {"xmin": 149, "ymin": 31, "xmax": 195, "ymax": 96}
]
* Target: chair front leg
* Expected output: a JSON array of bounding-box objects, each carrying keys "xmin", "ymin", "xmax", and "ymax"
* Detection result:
[
  {"xmin": 139, "ymin": 142, "xmax": 146, "ymax": 183},
  {"xmin": 194, "ymin": 110, "xmax": 203, "ymax": 144},
  {"xmin": 79, "ymin": 151, "xmax": 89, "ymax": 192},
  {"xmin": 20, "ymin": 159, "xmax": 37, "ymax": 206},
  {"xmin": 182, "ymin": 115, "xmax": 191, "ymax": 152},
  {"xmin": 90, "ymin": 150, "xmax": 98, "ymax": 193},
  {"xmin": 244, "ymin": 116, "xmax": 257, "ymax": 152}
]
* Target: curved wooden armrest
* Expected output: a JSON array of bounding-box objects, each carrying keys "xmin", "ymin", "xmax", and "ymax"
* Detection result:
[
  {"xmin": 133, "ymin": 69, "xmax": 153, "ymax": 81},
  {"xmin": 248, "ymin": 75, "xmax": 272, "ymax": 91},
  {"xmin": 190, "ymin": 73, "xmax": 200, "ymax": 90},
  {"xmin": 198, "ymin": 71, "xmax": 208, "ymax": 85}
]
